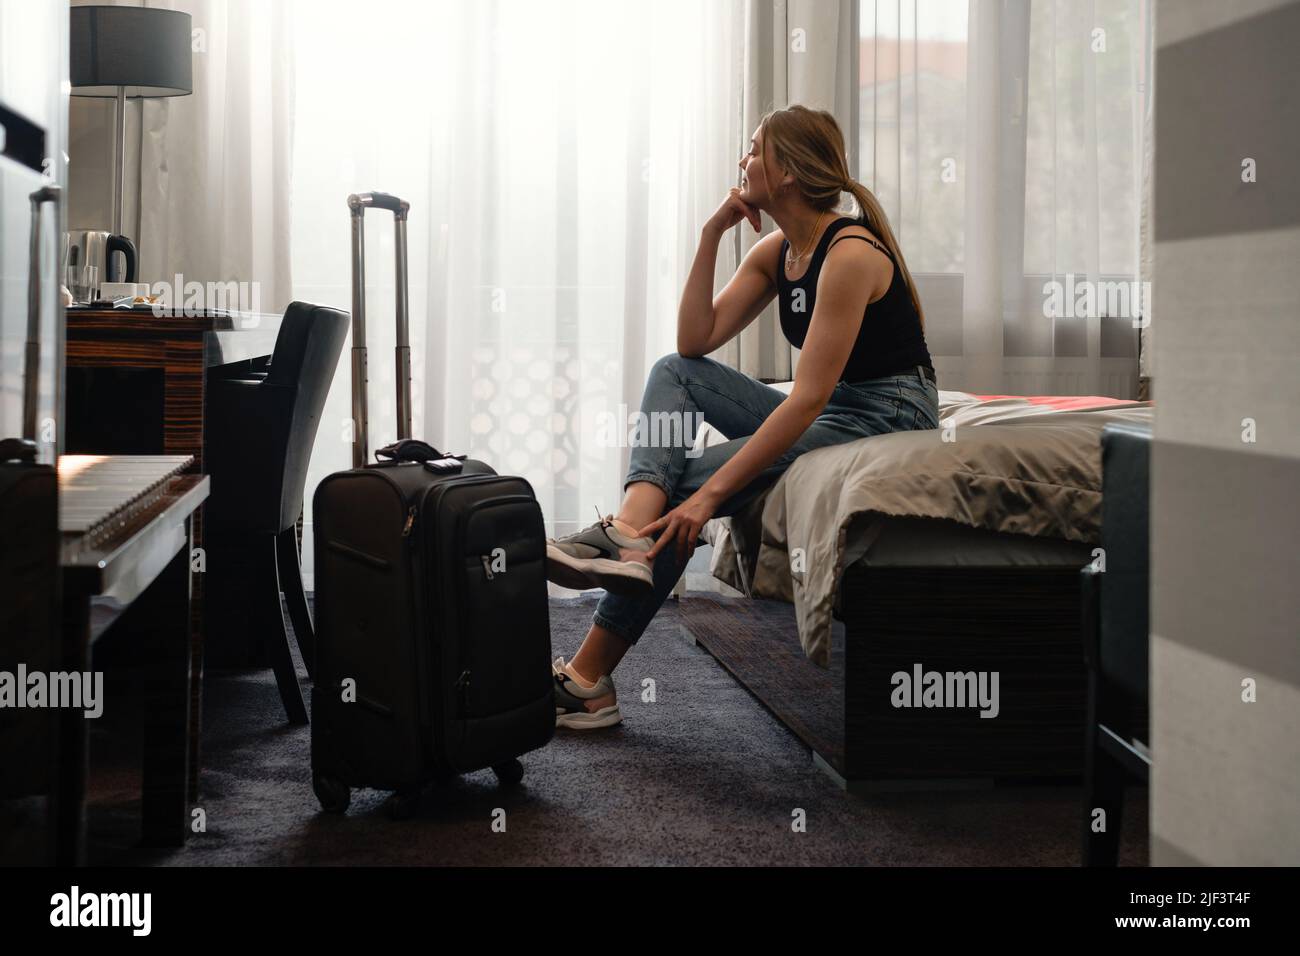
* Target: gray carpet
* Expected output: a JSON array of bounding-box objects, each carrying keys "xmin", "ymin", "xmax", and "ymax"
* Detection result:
[{"xmin": 86, "ymin": 593, "xmax": 1147, "ymax": 866}]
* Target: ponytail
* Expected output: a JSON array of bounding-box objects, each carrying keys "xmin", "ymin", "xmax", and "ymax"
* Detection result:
[{"xmin": 843, "ymin": 180, "xmax": 926, "ymax": 333}]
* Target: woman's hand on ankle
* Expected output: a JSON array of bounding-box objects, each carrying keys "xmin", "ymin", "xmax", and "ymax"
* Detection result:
[{"xmin": 638, "ymin": 488, "xmax": 721, "ymax": 566}]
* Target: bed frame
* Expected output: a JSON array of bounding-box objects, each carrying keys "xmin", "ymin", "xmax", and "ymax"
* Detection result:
[
  {"xmin": 832, "ymin": 563, "xmax": 1086, "ymax": 788},
  {"xmin": 680, "ymin": 562, "xmax": 1089, "ymax": 791}
]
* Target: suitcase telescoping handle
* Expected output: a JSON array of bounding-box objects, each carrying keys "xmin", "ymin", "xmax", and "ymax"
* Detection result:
[{"xmin": 347, "ymin": 191, "xmax": 412, "ymax": 469}]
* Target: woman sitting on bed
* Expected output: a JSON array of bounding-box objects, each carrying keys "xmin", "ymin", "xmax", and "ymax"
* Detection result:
[{"xmin": 545, "ymin": 104, "xmax": 938, "ymax": 729}]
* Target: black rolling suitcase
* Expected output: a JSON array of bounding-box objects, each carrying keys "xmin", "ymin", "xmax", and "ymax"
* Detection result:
[{"xmin": 310, "ymin": 192, "xmax": 554, "ymax": 818}]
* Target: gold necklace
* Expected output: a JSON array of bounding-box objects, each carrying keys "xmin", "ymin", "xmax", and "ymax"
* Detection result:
[{"xmin": 785, "ymin": 210, "xmax": 828, "ymax": 272}]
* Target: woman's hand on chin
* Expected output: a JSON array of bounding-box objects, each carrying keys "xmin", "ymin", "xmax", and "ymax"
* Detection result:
[
  {"xmin": 638, "ymin": 488, "xmax": 722, "ymax": 566},
  {"xmin": 709, "ymin": 188, "xmax": 761, "ymax": 234}
]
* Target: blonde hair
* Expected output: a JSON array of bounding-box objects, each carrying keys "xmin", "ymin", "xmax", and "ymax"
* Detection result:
[{"xmin": 759, "ymin": 104, "xmax": 925, "ymax": 330}]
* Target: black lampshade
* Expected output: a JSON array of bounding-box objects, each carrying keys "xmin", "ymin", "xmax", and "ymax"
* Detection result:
[{"xmin": 70, "ymin": 5, "xmax": 193, "ymax": 97}]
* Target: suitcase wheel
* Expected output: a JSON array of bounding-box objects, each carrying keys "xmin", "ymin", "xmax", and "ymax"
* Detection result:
[
  {"xmin": 492, "ymin": 759, "xmax": 524, "ymax": 788},
  {"xmin": 385, "ymin": 786, "xmax": 421, "ymax": 821},
  {"xmin": 313, "ymin": 773, "xmax": 351, "ymax": 814}
]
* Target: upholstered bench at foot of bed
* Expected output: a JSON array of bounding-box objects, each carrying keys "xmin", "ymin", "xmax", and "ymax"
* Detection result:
[
  {"xmin": 678, "ymin": 552, "xmax": 1098, "ymax": 792},
  {"xmin": 832, "ymin": 562, "xmax": 1087, "ymax": 790}
]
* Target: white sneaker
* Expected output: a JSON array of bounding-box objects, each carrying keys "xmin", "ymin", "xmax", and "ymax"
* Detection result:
[
  {"xmin": 552, "ymin": 657, "xmax": 622, "ymax": 730},
  {"xmin": 546, "ymin": 510, "xmax": 655, "ymax": 595}
]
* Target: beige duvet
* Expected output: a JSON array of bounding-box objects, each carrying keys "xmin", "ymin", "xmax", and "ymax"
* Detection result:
[{"xmin": 698, "ymin": 389, "xmax": 1154, "ymax": 667}]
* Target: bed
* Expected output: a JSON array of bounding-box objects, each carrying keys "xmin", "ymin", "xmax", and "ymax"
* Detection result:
[{"xmin": 687, "ymin": 387, "xmax": 1153, "ymax": 789}]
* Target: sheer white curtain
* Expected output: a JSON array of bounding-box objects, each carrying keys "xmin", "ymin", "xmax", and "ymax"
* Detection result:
[
  {"xmin": 724, "ymin": 0, "xmax": 860, "ymax": 383},
  {"xmin": 288, "ymin": 0, "xmax": 748, "ymax": 575},
  {"xmin": 137, "ymin": 0, "xmax": 296, "ymax": 307},
  {"xmin": 858, "ymin": 0, "xmax": 1151, "ymax": 397}
]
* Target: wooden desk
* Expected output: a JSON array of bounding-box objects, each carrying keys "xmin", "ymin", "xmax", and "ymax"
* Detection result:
[
  {"xmin": 64, "ymin": 307, "xmax": 281, "ymax": 461},
  {"xmin": 64, "ymin": 307, "xmax": 280, "ymax": 799},
  {"xmin": 55, "ymin": 455, "xmax": 209, "ymax": 865}
]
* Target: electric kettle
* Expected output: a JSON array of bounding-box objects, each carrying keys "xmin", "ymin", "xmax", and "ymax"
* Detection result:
[{"xmin": 65, "ymin": 228, "xmax": 138, "ymax": 294}]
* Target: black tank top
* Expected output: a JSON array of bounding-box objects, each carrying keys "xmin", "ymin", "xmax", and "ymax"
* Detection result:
[{"xmin": 777, "ymin": 216, "xmax": 933, "ymax": 382}]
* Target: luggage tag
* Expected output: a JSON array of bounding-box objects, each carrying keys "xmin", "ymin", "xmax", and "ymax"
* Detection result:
[{"xmin": 424, "ymin": 455, "xmax": 466, "ymax": 475}]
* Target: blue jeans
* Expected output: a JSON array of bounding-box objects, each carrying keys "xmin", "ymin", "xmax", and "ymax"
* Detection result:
[{"xmin": 592, "ymin": 352, "xmax": 939, "ymax": 645}]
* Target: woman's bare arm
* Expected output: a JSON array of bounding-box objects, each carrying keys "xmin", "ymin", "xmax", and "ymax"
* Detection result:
[
  {"xmin": 677, "ymin": 227, "xmax": 782, "ymax": 357},
  {"xmin": 690, "ymin": 237, "xmax": 883, "ymax": 505}
]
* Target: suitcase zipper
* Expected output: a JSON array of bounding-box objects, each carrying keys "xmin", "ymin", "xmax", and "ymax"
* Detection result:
[
  {"xmin": 453, "ymin": 491, "xmax": 536, "ymax": 723},
  {"xmin": 404, "ymin": 503, "xmax": 434, "ymax": 760},
  {"xmin": 423, "ymin": 474, "xmax": 505, "ymax": 767},
  {"xmin": 455, "ymin": 669, "xmax": 471, "ymax": 715},
  {"xmin": 426, "ymin": 476, "xmax": 536, "ymax": 766}
]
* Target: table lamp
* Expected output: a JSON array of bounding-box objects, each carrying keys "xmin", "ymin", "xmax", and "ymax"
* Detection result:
[{"xmin": 70, "ymin": 4, "xmax": 193, "ymax": 235}]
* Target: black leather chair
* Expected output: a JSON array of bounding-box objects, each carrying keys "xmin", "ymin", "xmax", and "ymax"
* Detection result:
[
  {"xmin": 204, "ymin": 301, "xmax": 348, "ymax": 724},
  {"xmin": 1080, "ymin": 422, "xmax": 1152, "ymax": 866}
]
